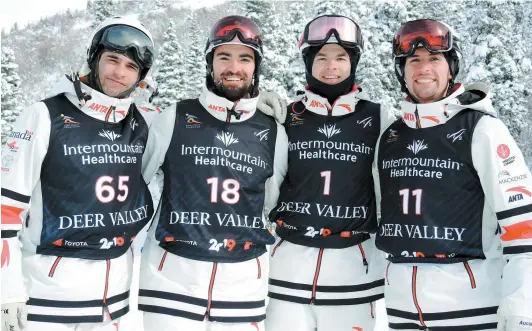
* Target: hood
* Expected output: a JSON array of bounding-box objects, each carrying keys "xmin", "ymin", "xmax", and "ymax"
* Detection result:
[
  {"xmin": 299, "ymin": 85, "xmax": 374, "ymax": 116},
  {"xmin": 198, "ymin": 85, "xmax": 259, "ymax": 123},
  {"xmin": 48, "ymin": 74, "xmax": 134, "ymax": 123},
  {"xmin": 400, "ymin": 83, "xmax": 495, "ymax": 129}
]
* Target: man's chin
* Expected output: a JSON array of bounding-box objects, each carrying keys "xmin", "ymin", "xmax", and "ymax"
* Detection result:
[{"xmin": 215, "ymin": 83, "xmax": 250, "ymax": 101}]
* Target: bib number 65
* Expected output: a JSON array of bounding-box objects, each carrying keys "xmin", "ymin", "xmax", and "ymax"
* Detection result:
[{"xmin": 95, "ymin": 176, "xmax": 129, "ymax": 203}]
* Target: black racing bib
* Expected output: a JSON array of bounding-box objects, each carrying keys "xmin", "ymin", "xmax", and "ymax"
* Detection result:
[
  {"xmin": 37, "ymin": 95, "xmax": 154, "ymax": 259},
  {"xmin": 271, "ymin": 100, "xmax": 380, "ymax": 248},
  {"xmin": 376, "ymin": 110, "xmax": 486, "ymax": 263},
  {"xmin": 156, "ymin": 99, "xmax": 277, "ymax": 262}
]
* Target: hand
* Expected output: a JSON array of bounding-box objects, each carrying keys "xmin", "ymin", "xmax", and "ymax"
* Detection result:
[
  {"xmin": 257, "ymin": 91, "xmax": 287, "ymax": 124},
  {"xmin": 498, "ymin": 315, "xmax": 532, "ymax": 331},
  {"xmin": 2, "ymin": 302, "xmax": 27, "ymax": 331}
]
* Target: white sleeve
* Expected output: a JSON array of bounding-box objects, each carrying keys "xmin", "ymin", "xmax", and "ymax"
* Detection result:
[
  {"xmin": 141, "ymin": 104, "xmax": 176, "ymax": 184},
  {"xmin": 471, "ymin": 115, "xmax": 532, "ymax": 319},
  {"xmin": 263, "ymin": 122, "xmax": 288, "ymax": 220},
  {"xmin": 1, "ymin": 102, "xmax": 51, "ymax": 304},
  {"xmin": 374, "ymin": 104, "xmax": 398, "ymax": 223}
]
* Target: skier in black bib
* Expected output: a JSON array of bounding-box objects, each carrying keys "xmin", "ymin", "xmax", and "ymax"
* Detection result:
[
  {"xmin": 376, "ymin": 19, "xmax": 532, "ymax": 331},
  {"xmin": 138, "ymin": 15, "xmax": 288, "ymax": 331},
  {"xmin": 266, "ymin": 15, "xmax": 396, "ymax": 331},
  {"xmin": 1, "ymin": 16, "xmax": 159, "ymax": 331}
]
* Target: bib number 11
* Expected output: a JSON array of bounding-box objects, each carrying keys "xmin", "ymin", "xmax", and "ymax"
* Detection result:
[{"xmin": 399, "ymin": 188, "xmax": 423, "ymax": 215}]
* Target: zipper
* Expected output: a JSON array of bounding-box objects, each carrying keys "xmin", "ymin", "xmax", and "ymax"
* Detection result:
[
  {"xmin": 412, "ymin": 266, "xmax": 428, "ymax": 329},
  {"xmin": 225, "ymin": 101, "xmax": 240, "ymax": 124},
  {"xmin": 256, "ymin": 257, "xmax": 261, "ymax": 279},
  {"xmin": 414, "ymin": 105, "xmax": 421, "ymax": 128},
  {"xmin": 370, "ymin": 301, "xmax": 375, "ymax": 319},
  {"xmin": 48, "ymin": 256, "xmax": 62, "ymax": 277},
  {"xmin": 309, "ymin": 248, "xmax": 324, "ymax": 305},
  {"xmin": 357, "ymin": 243, "xmax": 369, "ymax": 274},
  {"xmin": 204, "ymin": 262, "xmax": 218, "ymax": 321},
  {"xmin": 270, "ymin": 239, "xmax": 284, "ymax": 257},
  {"xmin": 105, "ymin": 106, "xmax": 115, "ymax": 122},
  {"xmin": 386, "ymin": 261, "xmax": 391, "ymax": 285},
  {"xmin": 463, "ymin": 261, "xmax": 476, "ymax": 289},
  {"xmin": 158, "ymin": 251, "xmax": 168, "ymax": 271}
]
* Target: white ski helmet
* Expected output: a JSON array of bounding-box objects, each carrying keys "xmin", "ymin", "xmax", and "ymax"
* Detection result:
[{"xmin": 79, "ymin": 16, "xmax": 155, "ymax": 82}]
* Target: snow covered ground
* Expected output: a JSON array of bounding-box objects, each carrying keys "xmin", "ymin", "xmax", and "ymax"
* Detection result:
[{"xmin": 120, "ymin": 255, "xmax": 388, "ymax": 331}]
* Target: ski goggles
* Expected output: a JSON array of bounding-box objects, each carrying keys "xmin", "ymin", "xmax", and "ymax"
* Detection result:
[
  {"xmin": 393, "ymin": 19, "xmax": 453, "ymax": 57},
  {"xmin": 299, "ymin": 15, "xmax": 363, "ymax": 51},
  {"xmin": 96, "ymin": 25, "xmax": 154, "ymax": 68},
  {"xmin": 208, "ymin": 16, "xmax": 263, "ymax": 53}
]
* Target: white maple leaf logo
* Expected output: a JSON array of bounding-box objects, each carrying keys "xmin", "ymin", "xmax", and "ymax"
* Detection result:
[
  {"xmin": 99, "ymin": 130, "xmax": 121, "ymax": 141},
  {"xmin": 407, "ymin": 139, "xmax": 428, "ymax": 155},
  {"xmin": 216, "ymin": 131, "xmax": 239, "ymax": 147},
  {"xmin": 317, "ymin": 124, "xmax": 341, "ymax": 139}
]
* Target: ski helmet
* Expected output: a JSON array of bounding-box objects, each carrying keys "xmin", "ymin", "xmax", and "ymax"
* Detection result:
[
  {"xmin": 298, "ymin": 15, "xmax": 364, "ymax": 71},
  {"xmin": 80, "ymin": 16, "xmax": 155, "ymax": 83},
  {"xmin": 392, "ymin": 19, "xmax": 463, "ymax": 93},
  {"xmin": 205, "ymin": 15, "xmax": 264, "ymax": 94}
]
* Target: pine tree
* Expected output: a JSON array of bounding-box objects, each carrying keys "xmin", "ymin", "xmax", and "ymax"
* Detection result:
[
  {"xmin": 244, "ymin": 0, "xmax": 288, "ymax": 99},
  {"xmin": 465, "ymin": 0, "xmax": 530, "ymax": 138},
  {"xmin": 154, "ymin": 21, "xmax": 186, "ymax": 108},
  {"xmin": 90, "ymin": 0, "xmax": 115, "ymax": 28},
  {"xmin": 184, "ymin": 11, "xmax": 205, "ymax": 99},
  {"xmin": 284, "ymin": 1, "xmax": 309, "ymax": 98},
  {"xmin": 1, "ymin": 47, "xmax": 23, "ymax": 145},
  {"xmin": 356, "ymin": 0, "xmax": 408, "ymax": 111},
  {"xmin": 314, "ymin": 0, "xmax": 347, "ymax": 16}
]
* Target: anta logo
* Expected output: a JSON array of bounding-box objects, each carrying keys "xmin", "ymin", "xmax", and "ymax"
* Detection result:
[
  {"xmin": 403, "ymin": 113, "xmax": 415, "ymax": 121},
  {"xmin": 506, "ymin": 186, "xmax": 532, "ymax": 203},
  {"xmin": 337, "ymin": 104, "xmax": 352, "ymax": 112},
  {"xmin": 309, "ymin": 100, "xmax": 326, "ymax": 108},
  {"xmin": 422, "ymin": 116, "xmax": 440, "ymax": 123},
  {"xmin": 508, "ymin": 194, "xmax": 524, "ymax": 203},
  {"xmin": 88, "ymin": 102, "xmax": 110, "ymax": 112},
  {"xmin": 88, "ymin": 103, "xmax": 127, "ymax": 117},
  {"xmin": 352, "ymin": 327, "xmax": 363, "ymax": 331},
  {"xmin": 208, "ymin": 104, "xmax": 225, "ymax": 112},
  {"xmin": 506, "ymin": 186, "xmax": 532, "ymax": 196}
]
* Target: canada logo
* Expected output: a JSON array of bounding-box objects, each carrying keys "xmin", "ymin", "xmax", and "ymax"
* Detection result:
[{"xmin": 497, "ymin": 144, "xmax": 510, "ymax": 159}]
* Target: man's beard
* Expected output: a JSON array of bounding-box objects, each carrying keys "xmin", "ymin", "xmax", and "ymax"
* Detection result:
[{"xmin": 213, "ymin": 73, "xmax": 253, "ymax": 101}]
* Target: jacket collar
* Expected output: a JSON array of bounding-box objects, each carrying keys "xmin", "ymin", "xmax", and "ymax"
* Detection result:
[
  {"xmin": 300, "ymin": 86, "xmax": 372, "ymax": 116},
  {"xmin": 198, "ymin": 86, "xmax": 258, "ymax": 122},
  {"xmin": 49, "ymin": 74, "xmax": 133, "ymax": 123}
]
